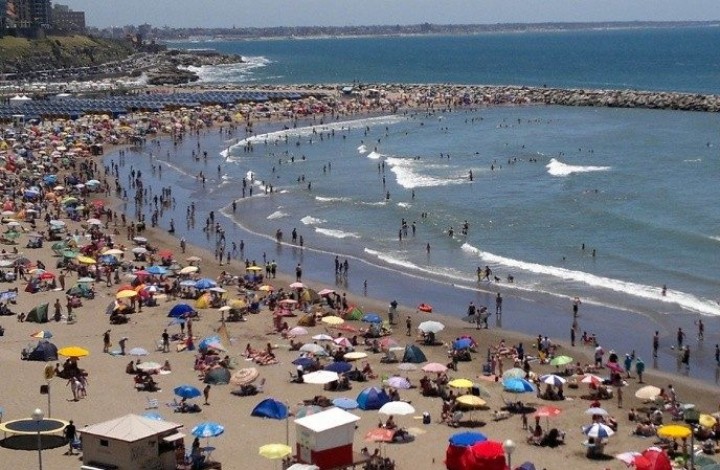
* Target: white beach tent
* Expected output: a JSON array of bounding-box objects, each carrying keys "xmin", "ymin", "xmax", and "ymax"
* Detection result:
[
  {"xmin": 287, "ymin": 465, "xmax": 320, "ymax": 470},
  {"xmin": 9, "ymin": 95, "xmax": 32, "ymax": 106}
]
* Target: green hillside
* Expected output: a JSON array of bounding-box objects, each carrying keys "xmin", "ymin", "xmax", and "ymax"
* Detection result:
[{"xmin": 0, "ymin": 35, "xmax": 134, "ymax": 73}]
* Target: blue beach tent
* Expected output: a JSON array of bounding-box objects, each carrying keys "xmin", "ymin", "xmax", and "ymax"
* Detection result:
[
  {"xmin": 356, "ymin": 386, "xmax": 390, "ymax": 410},
  {"xmin": 251, "ymin": 398, "xmax": 288, "ymax": 420}
]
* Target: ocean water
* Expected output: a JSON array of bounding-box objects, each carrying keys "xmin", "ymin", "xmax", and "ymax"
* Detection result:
[
  {"xmin": 171, "ymin": 26, "xmax": 720, "ymax": 93},
  {"xmin": 110, "ymin": 27, "xmax": 720, "ymax": 382}
]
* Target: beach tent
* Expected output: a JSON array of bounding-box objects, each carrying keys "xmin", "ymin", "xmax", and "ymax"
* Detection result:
[
  {"xmin": 356, "ymin": 386, "xmax": 390, "ymax": 411},
  {"xmin": 517, "ymin": 463, "xmax": 537, "ymax": 470},
  {"xmin": 345, "ymin": 307, "xmax": 363, "ymax": 321},
  {"xmin": 194, "ymin": 293, "xmax": 210, "ymax": 309},
  {"xmin": 460, "ymin": 440, "xmax": 506, "ymax": 470},
  {"xmin": 27, "ymin": 341, "xmax": 58, "ymax": 361},
  {"xmin": 251, "ymin": 398, "xmax": 289, "ymax": 420},
  {"xmin": 203, "ymin": 367, "xmax": 230, "ymax": 385},
  {"xmin": 446, "ymin": 432, "xmax": 488, "ymax": 470},
  {"xmin": 402, "ymin": 344, "xmax": 427, "ymax": 364},
  {"xmin": 26, "ymin": 303, "xmax": 49, "ymax": 323},
  {"xmin": 168, "ymin": 303, "xmax": 194, "ymax": 318}
]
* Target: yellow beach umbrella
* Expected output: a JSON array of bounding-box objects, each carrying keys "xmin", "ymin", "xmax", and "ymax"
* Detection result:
[
  {"xmin": 456, "ymin": 395, "xmax": 487, "ymax": 407},
  {"xmin": 699, "ymin": 414, "xmax": 717, "ymax": 428},
  {"xmin": 116, "ymin": 289, "xmax": 138, "ymax": 299},
  {"xmin": 230, "ymin": 299, "xmax": 246, "ymax": 309},
  {"xmin": 321, "ymin": 316, "xmax": 344, "ymax": 325},
  {"xmin": 102, "ymin": 248, "xmax": 124, "ymax": 256},
  {"xmin": 448, "ymin": 378, "xmax": 474, "ymax": 389},
  {"xmin": 179, "ymin": 266, "xmax": 198, "ymax": 274},
  {"xmin": 58, "ymin": 346, "xmax": 89, "ymax": 358},
  {"xmin": 258, "ymin": 285, "xmax": 274, "ymax": 292},
  {"xmin": 258, "ymin": 443, "xmax": 292, "ymax": 460},
  {"xmin": 247, "ymin": 266, "xmax": 263, "ymax": 272},
  {"xmin": 344, "ymin": 352, "xmax": 368, "ymax": 361},
  {"xmin": 657, "ymin": 424, "xmax": 692, "ymax": 439},
  {"xmin": 76, "ymin": 255, "xmax": 96, "ymax": 264}
]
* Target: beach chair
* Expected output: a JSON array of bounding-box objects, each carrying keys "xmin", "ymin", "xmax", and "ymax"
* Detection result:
[{"xmin": 145, "ymin": 396, "xmax": 159, "ymax": 409}]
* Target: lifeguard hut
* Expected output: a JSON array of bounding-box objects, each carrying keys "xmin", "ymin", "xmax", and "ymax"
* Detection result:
[{"xmin": 295, "ymin": 407, "xmax": 360, "ymax": 469}]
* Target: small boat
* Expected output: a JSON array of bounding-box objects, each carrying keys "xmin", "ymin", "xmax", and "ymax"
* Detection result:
[{"xmin": 417, "ymin": 303, "xmax": 433, "ymax": 313}]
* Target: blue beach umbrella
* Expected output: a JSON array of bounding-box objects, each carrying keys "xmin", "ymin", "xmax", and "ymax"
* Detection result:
[
  {"xmin": 195, "ymin": 278, "xmax": 217, "ymax": 290},
  {"xmin": 332, "ymin": 397, "xmax": 359, "ymax": 410},
  {"xmin": 146, "ymin": 265, "xmax": 167, "ymax": 275},
  {"xmin": 168, "ymin": 303, "xmax": 194, "ymax": 318},
  {"xmin": 539, "ymin": 374, "xmax": 567, "ymax": 387},
  {"xmin": 503, "ymin": 378, "xmax": 535, "ymax": 393},
  {"xmin": 452, "ymin": 338, "xmax": 474, "ymax": 350},
  {"xmin": 582, "ymin": 423, "xmax": 614, "ymax": 439},
  {"xmin": 292, "ymin": 357, "xmax": 316, "ymax": 368},
  {"xmin": 174, "ymin": 385, "xmax": 202, "ymax": 399},
  {"xmin": 191, "ymin": 421, "xmax": 225, "ymax": 438},
  {"xmin": 361, "ymin": 313, "xmax": 382, "ymax": 323},
  {"xmin": 449, "ymin": 431, "xmax": 487, "ymax": 447},
  {"xmin": 325, "ymin": 361, "xmax": 352, "ymax": 374}
]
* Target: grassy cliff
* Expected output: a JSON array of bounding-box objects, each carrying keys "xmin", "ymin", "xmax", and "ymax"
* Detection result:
[{"xmin": 0, "ymin": 35, "xmax": 134, "ymax": 74}]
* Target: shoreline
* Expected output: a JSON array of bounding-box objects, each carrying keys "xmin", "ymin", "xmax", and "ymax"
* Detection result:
[{"xmin": 104, "ymin": 110, "xmax": 720, "ymax": 387}]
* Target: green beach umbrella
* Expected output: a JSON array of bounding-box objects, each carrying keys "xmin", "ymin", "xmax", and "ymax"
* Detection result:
[{"xmin": 550, "ymin": 355, "xmax": 574, "ymax": 366}]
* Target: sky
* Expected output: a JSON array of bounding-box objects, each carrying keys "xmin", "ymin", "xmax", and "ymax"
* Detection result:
[{"xmin": 59, "ymin": 0, "xmax": 720, "ymax": 29}]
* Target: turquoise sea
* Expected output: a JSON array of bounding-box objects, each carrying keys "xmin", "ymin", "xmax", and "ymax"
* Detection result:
[{"xmin": 115, "ymin": 27, "xmax": 720, "ymax": 383}]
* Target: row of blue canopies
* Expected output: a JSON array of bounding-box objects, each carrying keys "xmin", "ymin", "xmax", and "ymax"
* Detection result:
[{"xmin": 0, "ymin": 90, "xmax": 309, "ymax": 121}]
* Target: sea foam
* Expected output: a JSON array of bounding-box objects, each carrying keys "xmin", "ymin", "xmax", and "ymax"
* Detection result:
[
  {"xmin": 546, "ymin": 158, "xmax": 611, "ymax": 176},
  {"xmin": 315, "ymin": 228, "xmax": 360, "ymax": 239},
  {"xmin": 301, "ymin": 216, "xmax": 326, "ymax": 225},
  {"xmin": 461, "ymin": 243, "xmax": 720, "ymax": 316},
  {"xmin": 385, "ymin": 156, "xmax": 467, "ymax": 189},
  {"xmin": 267, "ymin": 210, "xmax": 288, "ymax": 220}
]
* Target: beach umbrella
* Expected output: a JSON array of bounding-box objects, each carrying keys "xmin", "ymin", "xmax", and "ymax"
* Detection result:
[
  {"xmin": 77, "ymin": 277, "xmax": 95, "ymax": 283},
  {"xmin": 299, "ymin": 343, "xmax": 326, "ymax": 355},
  {"xmin": 534, "ymin": 405, "xmax": 561, "ymax": 419},
  {"xmin": 397, "ymin": 363, "xmax": 417, "ymax": 371},
  {"xmin": 180, "ymin": 280, "xmax": 198, "ymax": 287},
  {"xmin": 318, "ymin": 289, "xmax": 335, "ymax": 296},
  {"xmin": 449, "ymin": 431, "xmax": 487, "ymax": 447},
  {"xmin": 422, "ymin": 362, "xmax": 448, "ymax": 373},
  {"xmin": 379, "ymin": 337, "xmax": 399, "ymax": 351},
  {"xmin": 312, "ymin": 334, "xmax": 333, "ymax": 341},
  {"xmin": 364, "ymin": 428, "xmax": 395, "ymax": 443},
  {"xmin": 186, "ymin": 256, "xmax": 202, "ymax": 263},
  {"xmin": 656, "ymin": 424, "xmax": 691, "ymax": 439},
  {"xmin": 191, "ymin": 421, "xmax": 224, "ymax": 438},
  {"xmin": 30, "ymin": 330, "xmax": 53, "ymax": 339},
  {"xmin": 58, "ymin": 346, "xmax": 89, "ymax": 358},
  {"xmin": 378, "ymin": 401, "xmax": 415, "ymax": 416},
  {"xmin": 503, "ymin": 378, "xmax": 535, "ymax": 393},
  {"xmin": 385, "ymin": 376, "xmax": 411, "ymax": 390},
  {"xmin": 179, "ymin": 266, "xmax": 199, "ymax": 274},
  {"xmin": 257, "ymin": 284, "xmax": 274, "ymax": 291},
  {"xmin": 344, "ymin": 351, "xmax": 367, "ymax": 361},
  {"xmin": 333, "ymin": 337, "xmax": 353, "ymax": 348},
  {"xmin": 102, "ymin": 248, "xmax": 124, "ymax": 256},
  {"xmin": 634, "ymin": 385, "xmax": 662, "ymax": 401},
  {"xmin": 142, "ymin": 411, "xmax": 165, "ymax": 421},
  {"xmin": 448, "ymin": 378, "xmax": 474, "ymax": 389},
  {"xmin": 246, "ymin": 266, "xmax": 263, "ymax": 272},
  {"xmin": 157, "ymin": 249, "xmax": 173, "ymax": 259},
  {"xmin": 417, "ymin": 320, "xmax": 444, "ymax": 334},
  {"xmin": 583, "ymin": 423, "xmax": 615, "ymax": 439},
  {"xmin": 136, "ymin": 362, "xmax": 162, "ymax": 372},
  {"xmin": 129, "ymin": 347, "xmax": 149, "ymax": 357},
  {"xmin": 288, "ymin": 327, "xmax": 308, "ymax": 336},
  {"xmin": 131, "ymin": 247, "xmax": 147, "ymax": 254},
  {"xmin": 302, "ymin": 370, "xmax": 339, "ymax": 385},
  {"xmin": 289, "ymin": 282, "xmax": 304, "ymax": 289},
  {"xmin": 452, "ymin": 338, "xmax": 474, "ymax": 350},
  {"xmin": 586, "ymin": 407, "xmax": 609, "ymax": 416},
  {"xmin": 292, "ymin": 357, "xmax": 316, "ymax": 368},
  {"xmin": 86, "ymin": 218, "xmax": 102, "ymax": 226},
  {"xmin": 146, "ymin": 265, "xmax": 167, "ymax": 275},
  {"xmin": 539, "ymin": 374, "xmax": 567, "ymax": 386},
  {"xmin": 549, "ymin": 355, "xmax": 574, "ymax": 366},
  {"xmin": 116, "ymin": 289, "xmax": 137, "ymax": 299},
  {"xmin": 230, "ymin": 368, "xmax": 259, "ymax": 386},
  {"xmin": 195, "ymin": 278, "xmax": 217, "ymax": 290},
  {"xmin": 174, "ymin": 385, "xmax": 202, "ymax": 399},
  {"xmin": 325, "ymin": 362, "xmax": 352, "ymax": 374},
  {"xmin": 168, "ymin": 303, "xmax": 194, "ymax": 318},
  {"xmin": 455, "ymin": 395, "xmax": 487, "ymax": 408},
  {"xmin": 700, "ymin": 414, "xmax": 717, "ymax": 429},
  {"xmin": 362, "ymin": 313, "xmax": 382, "ymax": 323},
  {"xmin": 259, "ymin": 443, "xmax": 292, "ymax": 460},
  {"xmin": 321, "ymin": 316, "xmax": 344, "ymax": 326},
  {"xmin": 332, "ymin": 397, "xmax": 359, "ymax": 410},
  {"xmin": 580, "ymin": 374, "xmax": 604, "ymax": 385},
  {"xmin": 502, "ymin": 368, "xmax": 526, "ymax": 380},
  {"xmin": 133, "ymin": 236, "xmax": 147, "ymax": 244}
]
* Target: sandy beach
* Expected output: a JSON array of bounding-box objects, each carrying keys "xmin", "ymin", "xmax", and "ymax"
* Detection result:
[{"xmin": 0, "ymin": 88, "xmax": 718, "ymax": 470}]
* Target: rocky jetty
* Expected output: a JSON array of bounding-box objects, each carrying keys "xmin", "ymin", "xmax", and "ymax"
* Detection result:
[{"xmin": 139, "ymin": 49, "xmax": 244, "ymax": 85}]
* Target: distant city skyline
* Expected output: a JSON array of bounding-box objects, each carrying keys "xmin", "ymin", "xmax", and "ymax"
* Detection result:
[{"xmin": 58, "ymin": 0, "xmax": 720, "ymax": 29}]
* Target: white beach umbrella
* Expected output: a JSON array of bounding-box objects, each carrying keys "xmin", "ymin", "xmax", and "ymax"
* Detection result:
[
  {"xmin": 378, "ymin": 401, "xmax": 416, "ymax": 416},
  {"xmin": 302, "ymin": 370, "xmax": 339, "ymax": 385}
]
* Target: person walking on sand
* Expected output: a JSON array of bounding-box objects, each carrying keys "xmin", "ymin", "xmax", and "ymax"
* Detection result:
[
  {"xmin": 103, "ymin": 330, "xmax": 111, "ymax": 353},
  {"xmin": 64, "ymin": 420, "xmax": 76, "ymax": 455},
  {"xmin": 406, "ymin": 316, "xmax": 412, "ymax": 336},
  {"xmin": 119, "ymin": 337, "xmax": 128, "ymax": 355},
  {"xmin": 203, "ymin": 384, "xmax": 211, "ymax": 405},
  {"xmin": 162, "ymin": 329, "xmax": 170, "ymax": 353}
]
